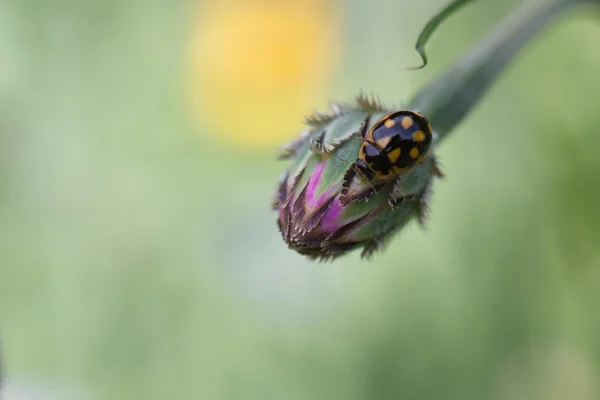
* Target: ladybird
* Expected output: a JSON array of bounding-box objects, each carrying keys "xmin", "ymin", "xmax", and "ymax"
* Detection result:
[{"xmin": 356, "ymin": 110, "xmax": 433, "ymax": 181}]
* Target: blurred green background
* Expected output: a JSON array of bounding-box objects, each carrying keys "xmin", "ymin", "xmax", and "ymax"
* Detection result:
[{"xmin": 1, "ymin": 0, "xmax": 600, "ymax": 399}]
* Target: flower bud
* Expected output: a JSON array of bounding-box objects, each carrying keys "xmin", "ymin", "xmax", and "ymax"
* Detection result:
[{"xmin": 274, "ymin": 95, "xmax": 442, "ymax": 260}]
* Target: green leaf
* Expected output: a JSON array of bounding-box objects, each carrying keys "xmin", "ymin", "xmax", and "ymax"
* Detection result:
[
  {"xmin": 409, "ymin": 0, "xmax": 600, "ymax": 140},
  {"xmin": 407, "ymin": 0, "xmax": 478, "ymax": 70}
]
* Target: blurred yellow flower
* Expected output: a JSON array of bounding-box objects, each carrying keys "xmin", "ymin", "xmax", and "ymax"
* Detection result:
[{"xmin": 187, "ymin": 0, "xmax": 340, "ymax": 149}]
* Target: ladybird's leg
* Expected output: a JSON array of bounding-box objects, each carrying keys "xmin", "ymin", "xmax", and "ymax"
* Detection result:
[
  {"xmin": 387, "ymin": 179, "xmax": 401, "ymax": 208},
  {"xmin": 385, "ymin": 162, "xmax": 410, "ymax": 208},
  {"xmin": 387, "ymin": 176, "xmax": 416, "ymax": 208}
]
